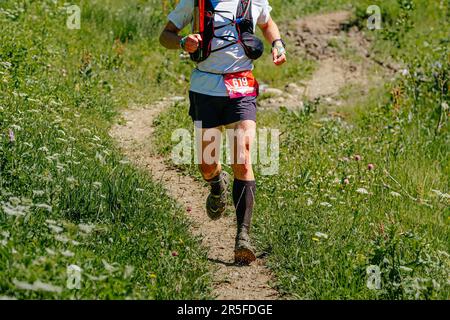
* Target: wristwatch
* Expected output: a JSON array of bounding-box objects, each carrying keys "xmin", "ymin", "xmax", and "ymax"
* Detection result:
[
  {"xmin": 180, "ymin": 36, "xmax": 188, "ymax": 51},
  {"xmin": 272, "ymin": 39, "xmax": 286, "ymax": 57},
  {"xmin": 272, "ymin": 39, "xmax": 286, "ymax": 48}
]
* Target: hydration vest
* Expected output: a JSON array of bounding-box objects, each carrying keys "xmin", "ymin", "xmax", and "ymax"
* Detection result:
[{"xmin": 190, "ymin": 0, "xmax": 264, "ymax": 63}]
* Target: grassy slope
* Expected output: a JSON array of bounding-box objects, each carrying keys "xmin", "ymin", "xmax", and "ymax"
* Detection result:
[
  {"xmin": 253, "ymin": 0, "xmax": 449, "ymax": 299},
  {"xmin": 0, "ymin": 0, "xmax": 210, "ymax": 299},
  {"xmin": 153, "ymin": 0, "xmax": 449, "ymax": 299}
]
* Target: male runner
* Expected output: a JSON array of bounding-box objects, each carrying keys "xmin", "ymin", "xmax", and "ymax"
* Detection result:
[{"xmin": 160, "ymin": 0, "xmax": 286, "ymax": 265}]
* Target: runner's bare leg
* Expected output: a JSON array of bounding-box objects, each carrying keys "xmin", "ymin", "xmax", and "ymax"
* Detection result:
[
  {"xmin": 197, "ymin": 126, "xmax": 222, "ymax": 180},
  {"xmin": 197, "ymin": 126, "xmax": 230, "ymax": 220}
]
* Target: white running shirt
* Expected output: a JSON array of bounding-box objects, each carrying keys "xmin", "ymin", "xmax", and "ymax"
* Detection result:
[{"xmin": 168, "ymin": 0, "xmax": 272, "ymax": 96}]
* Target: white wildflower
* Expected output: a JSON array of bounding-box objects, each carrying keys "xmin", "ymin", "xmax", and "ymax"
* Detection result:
[
  {"xmin": 399, "ymin": 266, "xmax": 413, "ymax": 272},
  {"xmin": 13, "ymin": 279, "xmax": 62, "ymax": 293},
  {"xmin": 390, "ymin": 191, "xmax": 402, "ymax": 198},
  {"xmin": 55, "ymin": 234, "xmax": 70, "ymax": 243},
  {"xmin": 9, "ymin": 197, "xmax": 21, "ymax": 206},
  {"xmin": 0, "ymin": 61, "xmax": 12, "ymax": 69},
  {"xmin": 33, "ymin": 256, "xmax": 48, "ymax": 265},
  {"xmin": 306, "ymin": 198, "xmax": 313, "ymax": 206},
  {"xmin": 400, "ymin": 69, "xmax": 409, "ymax": 76},
  {"xmin": 66, "ymin": 176, "xmax": 77, "ymax": 184},
  {"xmin": 48, "ymin": 224, "xmax": 63, "ymax": 233},
  {"xmin": 92, "ymin": 182, "xmax": 102, "ymax": 189},
  {"xmin": 32, "ymin": 190, "xmax": 45, "ymax": 196},
  {"xmin": 432, "ymin": 279, "xmax": 440, "ymax": 290},
  {"xmin": 102, "ymin": 259, "xmax": 119, "ymax": 273},
  {"xmin": 320, "ymin": 202, "xmax": 332, "ymax": 208},
  {"xmin": 2, "ymin": 202, "xmax": 28, "ymax": 216},
  {"xmin": 86, "ymin": 274, "xmax": 108, "ymax": 281},
  {"xmin": 314, "ymin": 232, "xmax": 329, "ymax": 239},
  {"xmin": 32, "ymin": 280, "xmax": 62, "ymax": 293},
  {"xmin": 56, "ymin": 137, "xmax": 68, "ymax": 143},
  {"xmin": 13, "ymin": 279, "xmax": 34, "ymax": 291},
  {"xmin": 45, "ymin": 248, "xmax": 56, "ymax": 255},
  {"xmin": 95, "ymin": 152, "xmax": 105, "ymax": 164},
  {"xmin": 78, "ymin": 224, "xmax": 95, "ymax": 234},
  {"xmin": 431, "ymin": 189, "xmax": 450, "ymax": 199},
  {"xmin": 61, "ymin": 250, "xmax": 74, "ymax": 257},
  {"xmin": 124, "ymin": 265, "xmax": 134, "ymax": 279},
  {"xmin": 437, "ymin": 250, "xmax": 449, "ymax": 258},
  {"xmin": 35, "ymin": 203, "xmax": 52, "ymax": 212},
  {"xmin": 356, "ymin": 188, "xmax": 370, "ymax": 195}
]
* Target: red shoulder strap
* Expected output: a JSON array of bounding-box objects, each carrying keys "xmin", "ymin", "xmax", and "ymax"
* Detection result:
[{"xmin": 199, "ymin": 0, "xmax": 205, "ymax": 33}]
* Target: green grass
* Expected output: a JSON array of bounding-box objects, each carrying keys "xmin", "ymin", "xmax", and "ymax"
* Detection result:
[{"xmin": 0, "ymin": 0, "xmax": 211, "ymax": 299}]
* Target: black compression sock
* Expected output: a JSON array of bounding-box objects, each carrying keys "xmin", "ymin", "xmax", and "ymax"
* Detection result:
[
  {"xmin": 232, "ymin": 179, "xmax": 256, "ymax": 230},
  {"xmin": 206, "ymin": 172, "xmax": 225, "ymax": 195}
]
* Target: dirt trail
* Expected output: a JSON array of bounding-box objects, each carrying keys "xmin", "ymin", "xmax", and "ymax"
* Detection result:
[
  {"xmin": 110, "ymin": 100, "xmax": 279, "ymax": 300},
  {"xmin": 289, "ymin": 10, "xmax": 370, "ymax": 101},
  {"xmin": 259, "ymin": 10, "xmax": 394, "ymax": 110}
]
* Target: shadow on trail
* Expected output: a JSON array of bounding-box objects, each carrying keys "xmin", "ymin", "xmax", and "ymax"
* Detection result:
[{"xmin": 208, "ymin": 258, "xmax": 241, "ymax": 267}]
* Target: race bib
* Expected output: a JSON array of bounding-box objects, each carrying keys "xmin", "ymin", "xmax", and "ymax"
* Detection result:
[{"xmin": 224, "ymin": 71, "xmax": 258, "ymax": 99}]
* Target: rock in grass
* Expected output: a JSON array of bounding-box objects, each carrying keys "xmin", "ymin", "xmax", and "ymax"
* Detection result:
[
  {"xmin": 170, "ymin": 96, "xmax": 185, "ymax": 102},
  {"xmin": 263, "ymin": 88, "xmax": 284, "ymax": 96},
  {"xmin": 285, "ymin": 83, "xmax": 303, "ymax": 94}
]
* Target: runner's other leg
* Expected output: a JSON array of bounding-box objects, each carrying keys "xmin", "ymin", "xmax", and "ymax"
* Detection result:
[{"xmin": 226, "ymin": 120, "xmax": 257, "ymax": 265}]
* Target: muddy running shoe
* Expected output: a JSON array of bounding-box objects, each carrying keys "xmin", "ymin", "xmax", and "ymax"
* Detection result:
[
  {"xmin": 206, "ymin": 172, "xmax": 230, "ymax": 220},
  {"xmin": 234, "ymin": 227, "xmax": 256, "ymax": 265}
]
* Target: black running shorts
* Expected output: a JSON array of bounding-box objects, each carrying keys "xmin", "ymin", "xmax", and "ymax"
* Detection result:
[{"xmin": 188, "ymin": 91, "xmax": 257, "ymax": 129}]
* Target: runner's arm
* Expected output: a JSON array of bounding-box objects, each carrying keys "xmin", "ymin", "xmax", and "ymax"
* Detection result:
[
  {"xmin": 159, "ymin": 21, "xmax": 202, "ymax": 53},
  {"xmin": 159, "ymin": 21, "xmax": 183, "ymax": 49},
  {"xmin": 258, "ymin": 18, "xmax": 287, "ymax": 65}
]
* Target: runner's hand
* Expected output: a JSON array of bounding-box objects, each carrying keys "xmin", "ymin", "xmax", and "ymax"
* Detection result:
[
  {"xmin": 181, "ymin": 34, "xmax": 202, "ymax": 53},
  {"xmin": 272, "ymin": 47, "xmax": 287, "ymax": 66}
]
